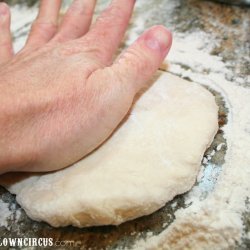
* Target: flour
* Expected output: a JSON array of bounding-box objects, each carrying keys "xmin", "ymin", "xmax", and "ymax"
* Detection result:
[
  {"xmin": 0, "ymin": 200, "xmax": 12, "ymax": 228},
  {"xmin": 10, "ymin": 5, "xmax": 37, "ymax": 52},
  {"xmin": 0, "ymin": 200, "xmax": 22, "ymax": 230}
]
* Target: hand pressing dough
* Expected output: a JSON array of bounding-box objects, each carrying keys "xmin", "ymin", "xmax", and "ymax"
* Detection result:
[{"xmin": 0, "ymin": 72, "xmax": 218, "ymax": 228}]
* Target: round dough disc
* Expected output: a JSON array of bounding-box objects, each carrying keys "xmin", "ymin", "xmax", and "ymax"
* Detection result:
[{"xmin": 0, "ymin": 72, "xmax": 218, "ymax": 228}]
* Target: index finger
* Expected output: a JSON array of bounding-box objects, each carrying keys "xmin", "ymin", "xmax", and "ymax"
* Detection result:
[{"xmin": 83, "ymin": 0, "xmax": 135, "ymax": 64}]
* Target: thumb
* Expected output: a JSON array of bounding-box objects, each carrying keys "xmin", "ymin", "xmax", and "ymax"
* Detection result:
[{"xmin": 110, "ymin": 25, "xmax": 172, "ymax": 93}]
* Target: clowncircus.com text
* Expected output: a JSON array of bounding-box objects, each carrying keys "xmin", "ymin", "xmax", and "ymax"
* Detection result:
[{"xmin": 0, "ymin": 238, "xmax": 83, "ymax": 248}]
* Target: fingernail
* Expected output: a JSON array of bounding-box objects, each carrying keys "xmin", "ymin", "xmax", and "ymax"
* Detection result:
[
  {"xmin": 0, "ymin": 2, "xmax": 8, "ymax": 16},
  {"xmin": 145, "ymin": 26, "xmax": 172, "ymax": 54}
]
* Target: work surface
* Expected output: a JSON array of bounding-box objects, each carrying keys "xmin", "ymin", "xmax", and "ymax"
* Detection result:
[{"xmin": 0, "ymin": 0, "xmax": 249, "ymax": 249}]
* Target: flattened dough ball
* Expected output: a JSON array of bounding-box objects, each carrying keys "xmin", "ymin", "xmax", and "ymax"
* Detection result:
[{"xmin": 0, "ymin": 72, "xmax": 218, "ymax": 228}]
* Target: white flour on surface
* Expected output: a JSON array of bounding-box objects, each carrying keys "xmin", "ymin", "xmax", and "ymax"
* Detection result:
[
  {"xmin": 5, "ymin": 2, "xmax": 250, "ymax": 249},
  {"xmin": 10, "ymin": 5, "xmax": 37, "ymax": 52},
  {"xmin": 0, "ymin": 200, "xmax": 21, "ymax": 230},
  {"xmin": 0, "ymin": 200, "xmax": 12, "ymax": 228}
]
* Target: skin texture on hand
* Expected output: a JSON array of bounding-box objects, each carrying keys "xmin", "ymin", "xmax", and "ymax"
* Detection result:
[{"xmin": 0, "ymin": 0, "xmax": 172, "ymax": 174}]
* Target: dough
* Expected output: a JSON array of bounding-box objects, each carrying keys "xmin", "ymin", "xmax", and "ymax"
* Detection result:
[{"xmin": 0, "ymin": 72, "xmax": 218, "ymax": 228}]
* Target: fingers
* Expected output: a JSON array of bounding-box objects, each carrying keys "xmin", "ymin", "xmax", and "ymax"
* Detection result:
[
  {"xmin": 25, "ymin": 0, "xmax": 62, "ymax": 48},
  {"xmin": 53, "ymin": 0, "xmax": 96, "ymax": 42},
  {"xmin": 0, "ymin": 2, "xmax": 13, "ymax": 64},
  {"xmin": 84, "ymin": 0, "xmax": 135, "ymax": 64},
  {"xmin": 106, "ymin": 26, "xmax": 172, "ymax": 93}
]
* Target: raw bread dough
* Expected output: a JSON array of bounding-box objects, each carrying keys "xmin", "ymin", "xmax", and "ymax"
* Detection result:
[{"xmin": 0, "ymin": 72, "xmax": 218, "ymax": 228}]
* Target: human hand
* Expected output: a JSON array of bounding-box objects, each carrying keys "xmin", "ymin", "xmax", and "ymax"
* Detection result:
[{"xmin": 0, "ymin": 0, "xmax": 172, "ymax": 174}]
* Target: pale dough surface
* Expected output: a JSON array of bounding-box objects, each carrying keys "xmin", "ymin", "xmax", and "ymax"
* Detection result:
[{"xmin": 0, "ymin": 72, "xmax": 218, "ymax": 228}]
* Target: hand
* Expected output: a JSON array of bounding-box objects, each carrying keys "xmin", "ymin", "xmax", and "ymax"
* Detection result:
[{"xmin": 0, "ymin": 0, "xmax": 172, "ymax": 174}]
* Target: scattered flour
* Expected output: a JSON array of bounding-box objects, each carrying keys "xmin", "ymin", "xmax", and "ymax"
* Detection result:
[
  {"xmin": 10, "ymin": 5, "xmax": 37, "ymax": 52},
  {"xmin": 0, "ymin": 200, "xmax": 12, "ymax": 228},
  {"xmin": 217, "ymin": 143, "xmax": 226, "ymax": 151},
  {"xmin": 0, "ymin": 200, "xmax": 22, "ymax": 230}
]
